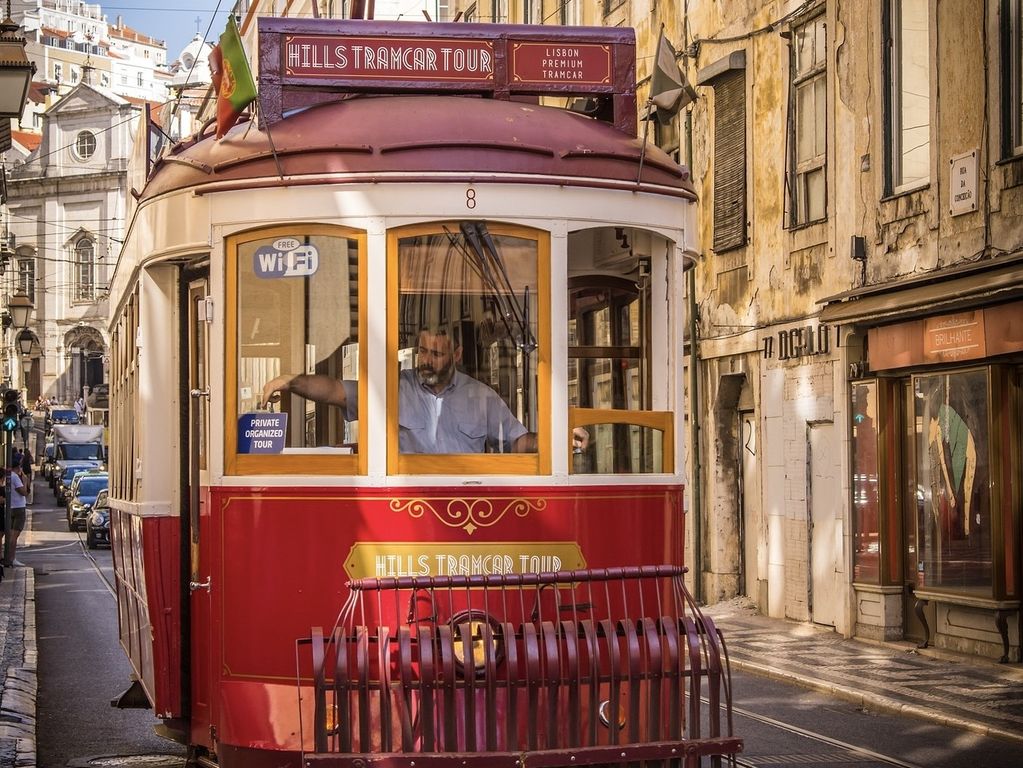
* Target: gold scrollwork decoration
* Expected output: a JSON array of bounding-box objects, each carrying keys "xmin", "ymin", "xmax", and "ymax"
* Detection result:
[{"xmin": 389, "ymin": 496, "xmax": 547, "ymax": 535}]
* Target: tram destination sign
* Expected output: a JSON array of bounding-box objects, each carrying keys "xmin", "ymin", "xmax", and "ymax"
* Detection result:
[
  {"xmin": 284, "ymin": 35, "xmax": 496, "ymax": 83},
  {"xmin": 283, "ymin": 34, "xmax": 612, "ymax": 86},
  {"xmin": 260, "ymin": 19, "xmax": 637, "ymax": 133}
]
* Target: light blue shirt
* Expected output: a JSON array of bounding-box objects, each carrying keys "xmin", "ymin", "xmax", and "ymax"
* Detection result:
[{"xmin": 343, "ymin": 369, "xmax": 529, "ymax": 453}]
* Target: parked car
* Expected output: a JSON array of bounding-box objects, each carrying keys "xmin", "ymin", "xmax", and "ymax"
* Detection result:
[
  {"xmin": 66, "ymin": 471, "xmax": 108, "ymax": 532},
  {"xmin": 86, "ymin": 489, "xmax": 110, "ymax": 549},
  {"xmin": 55, "ymin": 465, "xmax": 92, "ymax": 506}
]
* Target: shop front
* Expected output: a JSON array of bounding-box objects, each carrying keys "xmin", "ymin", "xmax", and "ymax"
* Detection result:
[{"xmin": 822, "ymin": 258, "xmax": 1022, "ymax": 663}]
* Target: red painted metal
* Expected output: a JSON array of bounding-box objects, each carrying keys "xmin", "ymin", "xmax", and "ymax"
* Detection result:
[
  {"xmin": 300, "ymin": 567, "xmax": 742, "ymax": 767},
  {"xmin": 142, "ymin": 94, "xmax": 691, "ymax": 204},
  {"xmin": 120, "ymin": 483, "xmax": 713, "ymax": 765}
]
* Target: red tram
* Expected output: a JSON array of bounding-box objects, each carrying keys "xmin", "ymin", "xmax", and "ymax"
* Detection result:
[{"xmin": 107, "ymin": 15, "xmax": 742, "ymax": 768}]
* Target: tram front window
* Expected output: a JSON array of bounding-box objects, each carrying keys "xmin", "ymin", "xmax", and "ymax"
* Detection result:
[
  {"xmin": 391, "ymin": 222, "xmax": 544, "ymax": 469},
  {"xmin": 230, "ymin": 227, "xmax": 364, "ymax": 469}
]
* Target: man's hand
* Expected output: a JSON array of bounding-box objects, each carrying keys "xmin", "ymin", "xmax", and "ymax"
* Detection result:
[
  {"xmin": 262, "ymin": 374, "xmax": 295, "ymax": 408},
  {"xmin": 572, "ymin": 427, "xmax": 590, "ymax": 452}
]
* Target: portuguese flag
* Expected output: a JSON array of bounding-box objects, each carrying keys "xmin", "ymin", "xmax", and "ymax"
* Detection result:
[{"xmin": 210, "ymin": 17, "xmax": 257, "ymax": 138}]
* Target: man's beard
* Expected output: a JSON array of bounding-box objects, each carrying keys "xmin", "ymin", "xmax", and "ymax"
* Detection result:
[{"xmin": 418, "ymin": 360, "xmax": 454, "ymax": 388}]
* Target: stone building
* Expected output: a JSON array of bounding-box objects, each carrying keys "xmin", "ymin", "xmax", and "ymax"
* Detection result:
[
  {"xmin": 6, "ymin": 79, "xmax": 139, "ymax": 405},
  {"xmin": 671, "ymin": 0, "xmax": 1021, "ymax": 662}
]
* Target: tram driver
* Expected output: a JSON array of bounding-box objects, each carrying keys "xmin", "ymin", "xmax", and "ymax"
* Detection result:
[{"xmin": 263, "ymin": 325, "xmax": 541, "ymax": 454}]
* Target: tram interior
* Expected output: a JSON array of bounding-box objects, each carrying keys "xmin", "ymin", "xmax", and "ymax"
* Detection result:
[{"xmin": 237, "ymin": 222, "xmax": 672, "ymax": 471}]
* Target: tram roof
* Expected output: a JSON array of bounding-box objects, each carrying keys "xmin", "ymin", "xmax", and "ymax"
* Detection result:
[{"xmin": 141, "ymin": 94, "xmax": 695, "ymax": 203}]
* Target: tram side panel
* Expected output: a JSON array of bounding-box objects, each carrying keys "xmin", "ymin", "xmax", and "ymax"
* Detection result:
[
  {"xmin": 199, "ymin": 483, "xmax": 683, "ymax": 755},
  {"xmin": 111, "ymin": 507, "xmax": 183, "ymax": 717}
]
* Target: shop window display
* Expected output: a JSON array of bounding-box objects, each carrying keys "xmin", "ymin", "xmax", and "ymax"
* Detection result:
[{"xmin": 913, "ymin": 369, "xmax": 992, "ymax": 595}]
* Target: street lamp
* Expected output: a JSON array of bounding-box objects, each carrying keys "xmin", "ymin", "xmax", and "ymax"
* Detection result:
[
  {"xmin": 16, "ymin": 330, "xmax": 31, "ymax": 355},
  {"xmin": 0, "ymin": 4, "xmax": 35, "ymax": 120},
  {"xmin": 7, "ymin": 292, "xmax": 31, "ymax": 328}
]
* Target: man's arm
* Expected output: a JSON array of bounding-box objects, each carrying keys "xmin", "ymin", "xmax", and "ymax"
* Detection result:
[
  {"xmin": 263, "ymin": 374, "xmax": 349, "ymax": 408},
  {"xmin": 511, "ymin": 427, "xmax": 589, "ymax": 454},
  {"xmin": 511, "ymin": 432, "xmax": 538, "ymax": 453}
]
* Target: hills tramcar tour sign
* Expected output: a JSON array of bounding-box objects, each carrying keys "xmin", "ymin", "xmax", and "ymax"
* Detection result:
[{"xmin": 282, "ymin": 34, "xmax": 613, "ymax": 86}]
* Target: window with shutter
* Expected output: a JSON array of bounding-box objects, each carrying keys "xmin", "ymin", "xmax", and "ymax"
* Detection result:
[
  {"xmin": 787, "ymin": 13, "xmax": 827, "ymax": 228},
  {"xmin": 713, "ymin": 70, "xmax": 747, "ymax": 252}
]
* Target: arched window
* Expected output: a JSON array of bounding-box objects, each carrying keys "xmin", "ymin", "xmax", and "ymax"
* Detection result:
[{"xmin": 74, "ymin": 239, "xmax": 95, "ymax": 301}]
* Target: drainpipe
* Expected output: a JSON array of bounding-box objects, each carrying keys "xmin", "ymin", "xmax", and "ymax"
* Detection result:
[{"xmin": 685, "ymin": 107, "xmax": 703, "ymax": 602}]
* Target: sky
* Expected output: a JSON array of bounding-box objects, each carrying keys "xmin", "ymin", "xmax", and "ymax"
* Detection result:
[
  {"xmin": 102, "ymin": 0, "xmax": 424, "ymax": 63},
  {"xmin": 99, "ymin": 2, "xmax": 233, "ymax": 59}
]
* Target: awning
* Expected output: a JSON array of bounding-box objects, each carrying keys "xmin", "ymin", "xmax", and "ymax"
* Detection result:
[{"xmin": 818, "ymin": 251, "xmax": 1023, "ymax": 325}]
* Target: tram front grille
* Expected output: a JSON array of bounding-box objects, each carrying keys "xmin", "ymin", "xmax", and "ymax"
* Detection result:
[{"xmin": 299, "ymin": 566, "xmax": 742, "ymax": 767}]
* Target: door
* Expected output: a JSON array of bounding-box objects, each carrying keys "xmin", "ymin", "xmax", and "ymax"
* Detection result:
[
  {"xmin": 186, "ymin": 277, "xmax": 212, "ymax": 739},
  {"xmin": 740, "ymin": 410, "xmax": 763, "ymax": 607},
  {"xmin": 808, "ymin": 421, "xmax": 843, "ymax": 627}
]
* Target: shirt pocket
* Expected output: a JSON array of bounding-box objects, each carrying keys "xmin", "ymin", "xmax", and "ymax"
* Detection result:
[{"xmin": 449, "ymin": 398, "xmax": 488, "ymax": 441}]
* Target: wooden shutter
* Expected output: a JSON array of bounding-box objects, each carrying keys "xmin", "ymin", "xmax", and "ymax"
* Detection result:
[{"xmin": 713, "ymin": 70, "xmax": 747, "ymax": 252}]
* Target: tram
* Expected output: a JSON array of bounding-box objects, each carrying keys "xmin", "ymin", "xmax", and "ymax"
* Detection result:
[{"xmin": 107, "ymin": 15, "xmax": 742, "ymax": 768}]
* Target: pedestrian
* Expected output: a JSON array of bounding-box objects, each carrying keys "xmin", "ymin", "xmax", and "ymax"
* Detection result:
[
  {"xmin": 20, "ymin": 447, "xmax": 33, "ymax": 505},
  {"xmin": 19, "ymin": 411, "xmax": 33, "ymax": 449},
  {"xmin": 2, "ymin": 461, "xmax": 27, "ymax": 567}
]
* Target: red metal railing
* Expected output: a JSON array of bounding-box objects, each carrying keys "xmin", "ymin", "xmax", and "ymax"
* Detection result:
[{"xmin": 299, "ymin": 566, "xmax": 742, "ymax": 767}]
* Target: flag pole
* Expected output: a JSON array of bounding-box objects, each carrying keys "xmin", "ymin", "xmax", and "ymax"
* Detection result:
[{"xmin": 637, "ymin": 99, "xmax": 652, "ymax": 187}]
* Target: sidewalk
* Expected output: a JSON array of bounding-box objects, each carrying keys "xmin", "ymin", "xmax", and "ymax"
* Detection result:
[
  {"xmin": 0, "ymin": 565, "xmax": 36, "ymax": 768},
  {"xmin": 703, "ymin": 598, "xmax": 1023, "ymax": 744}
]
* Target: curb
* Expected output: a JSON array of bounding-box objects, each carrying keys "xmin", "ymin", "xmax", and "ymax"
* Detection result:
[{"xmin": 728, "ymin": 655, "xmax": 1023, "ymax": 745}]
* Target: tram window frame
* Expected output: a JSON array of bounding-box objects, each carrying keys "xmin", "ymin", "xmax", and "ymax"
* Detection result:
[
  {"xmin": 386, "ymin": 222, "xmax": 551, "ymax": 476},
  {"xmin": 565, "ymin": 268, "xmax": 674, "ymax": 475},
  {"xmin": 225, "ymin": 224, "xmax": 367, "ymax": 476}
]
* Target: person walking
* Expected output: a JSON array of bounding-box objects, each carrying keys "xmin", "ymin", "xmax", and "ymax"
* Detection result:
[
  {"xmin": 2, "ymin": 461, "xmax": 27, "ymax": 567},
  {"xmin": 20, "ymin": 447, "xmax": 33, "ymax": 505}
]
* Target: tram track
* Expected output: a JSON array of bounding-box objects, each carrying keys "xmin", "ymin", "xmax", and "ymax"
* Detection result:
[{"xmin": 729, "ymin": 702, "xmax": 925, "ymax": 768}]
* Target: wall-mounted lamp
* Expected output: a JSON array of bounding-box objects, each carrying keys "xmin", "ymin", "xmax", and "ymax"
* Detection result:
[{"xmin": 0, "ymin": 4, "xmax": 36, "ymax": 120}]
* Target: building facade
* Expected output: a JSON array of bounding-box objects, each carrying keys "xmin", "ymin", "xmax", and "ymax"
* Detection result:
[
  {"xmin": 19, "ymin": 2, "xmax": 169, "ymax": 114},
  {"xmin": 6, "ymin": 81, "xmax": 139, "ymax": 406},
  {"xmin": 672, "ymin": 0, "xmax": 1021, "ymax": 663}
]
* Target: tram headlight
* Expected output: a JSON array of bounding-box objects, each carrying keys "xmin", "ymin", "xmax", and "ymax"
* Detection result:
[
  {"xmin": 449, "ymin": 610, "xmax": 502, "ymax": 677},
  {"xmin": 598, "ymin": 699, "xmax": 627, "ymax": 729}
]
